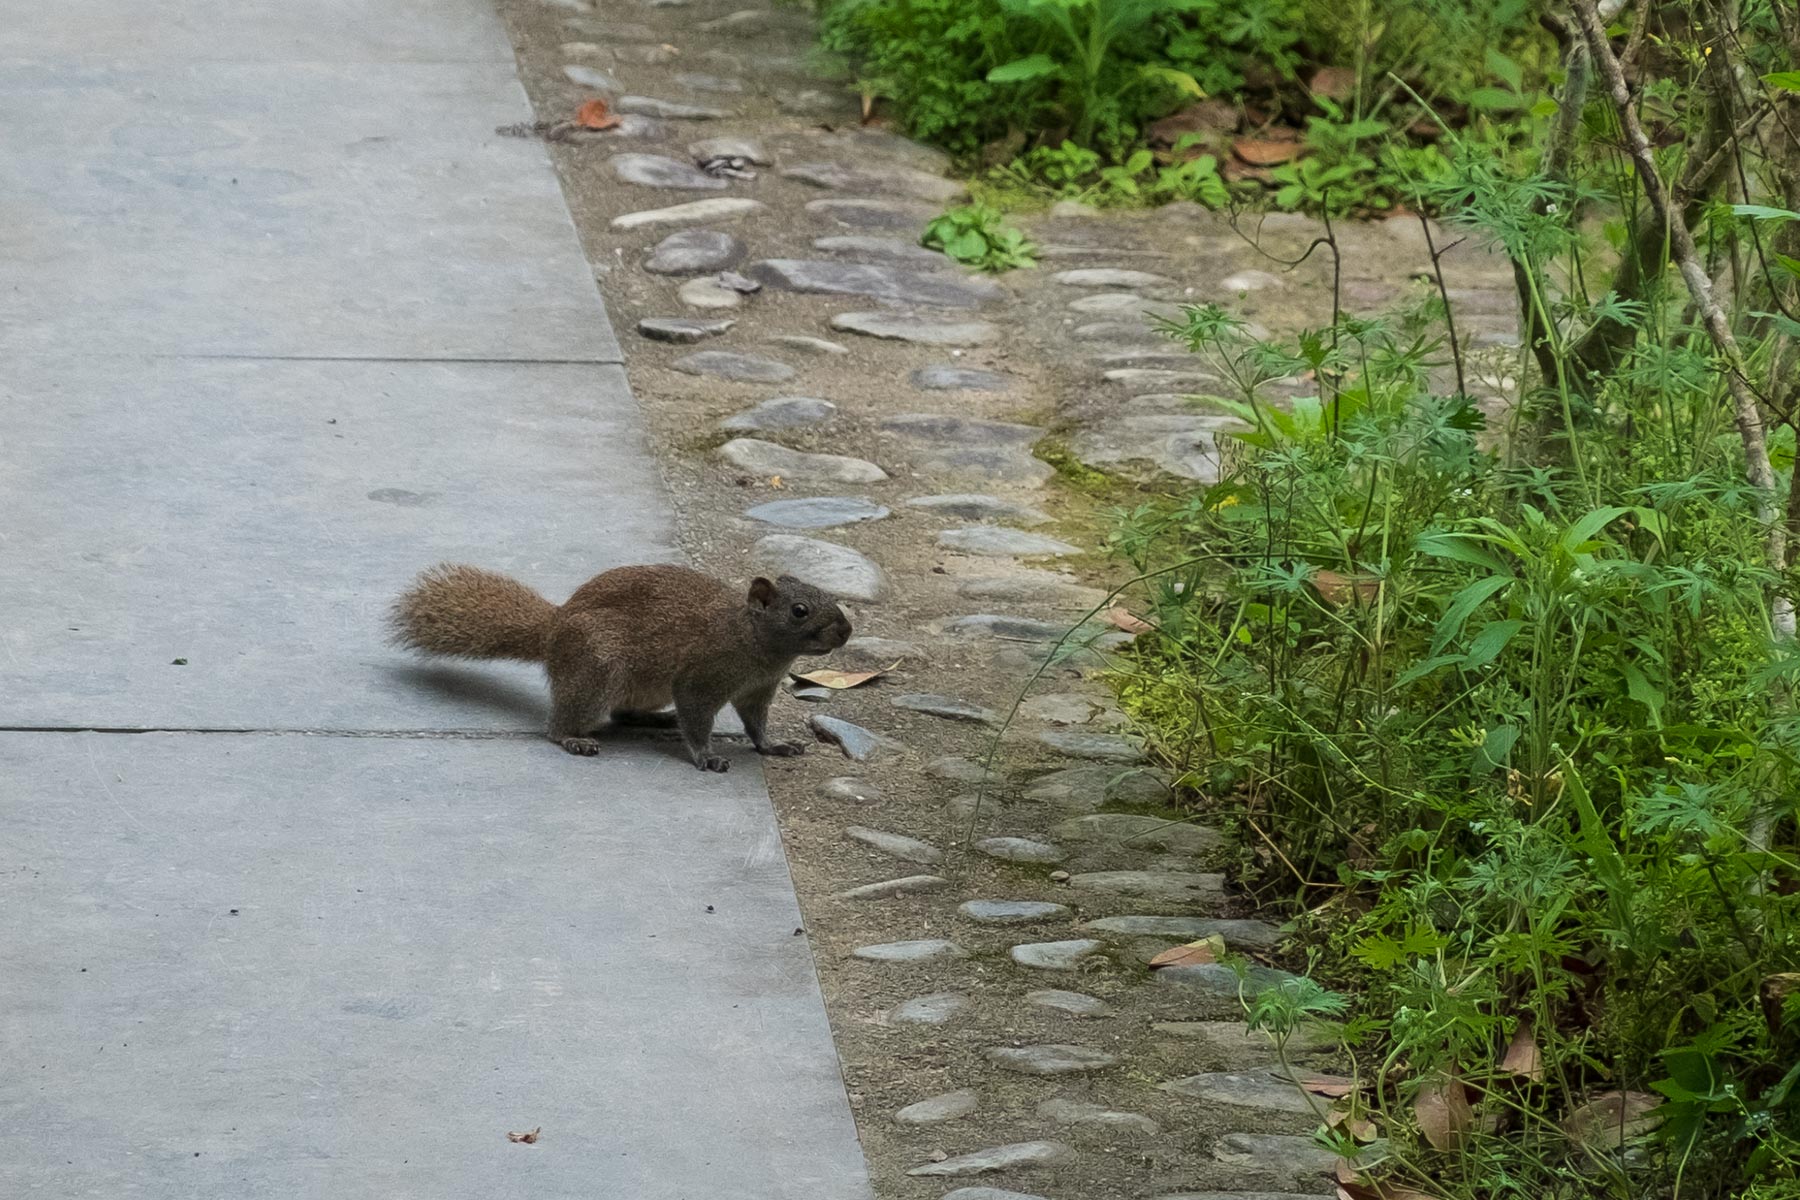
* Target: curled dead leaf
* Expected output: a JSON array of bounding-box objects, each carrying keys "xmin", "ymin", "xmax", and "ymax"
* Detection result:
[
  {"xmin": 506, "ymin": 1127, "xmax": 541, "ymax": 1144},
  {"xmin": 1148, "ymin": 935, "xmax": 1223, "ymax": 968},
  {"xmin": 1232, "ymin": 137, "xmax": 1302, "ymax": 166},
  {"xmin": 1414, "ymin": 1073, "xmax": 1473, "ymax": 1152},
  {"xmin": 793, "ymin": 665, "xmax": 893, "ymax": 690},
  {"xmin": 1105, "ymin": 606, "xmax": 1156, "ymax": 635},
  {"xmin": 1309, "ymin": 66, "xmax": 1357, "ymax": 102},
  {"xmin": 1328, "ymin": 1107, "xmax": 1380, "ymax": 1142},
  {"xmin": 1296, "ymin": 1072, "xmax": 1356, "ymax": 1099},
  {"xmin": 1312, "ymin": 568, "xmax": 1380, "ymax": 606},
  {"xmin": 1562, "ymin": 1090, "xmax": 1663, "ymax": 1149},
  {"xmin": 1499, "ymin": 1021, "xmax": 1544, "ymax": 1083},
  {"xmin": 574, "ymin": 99, "xmax": 620, "ymax": 130}
]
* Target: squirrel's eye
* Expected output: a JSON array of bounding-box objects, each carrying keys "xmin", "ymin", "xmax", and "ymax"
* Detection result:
[{"xmin": 791, "ymin": 603, "xmax": 810, "ymax": 620}]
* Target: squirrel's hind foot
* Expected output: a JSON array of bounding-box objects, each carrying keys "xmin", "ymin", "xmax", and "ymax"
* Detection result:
[
  {"xmin": 696, "ymin": 754, "xmax": 730, "ymax": 772},
  {"xmin": 756, "ymin": 741, "xmax": 806, "ymax": 757},
  {"xmin": 559, "ymin": 736, "xmax": 601, "ymax": 756}
]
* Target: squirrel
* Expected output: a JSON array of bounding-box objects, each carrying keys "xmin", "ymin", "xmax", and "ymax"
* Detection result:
[{"xmin": 390, "ymin": 563, "xmax": 852, "ymax": 772}]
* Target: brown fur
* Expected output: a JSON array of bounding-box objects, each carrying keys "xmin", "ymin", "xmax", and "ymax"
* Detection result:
[{"xmin": 390, "ymin": 562, "xmax": 851, "ymax": 771}]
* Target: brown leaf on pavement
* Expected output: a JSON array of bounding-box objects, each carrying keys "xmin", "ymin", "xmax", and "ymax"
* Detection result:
[
  {"xmin": 574, "ymin": 99, "xmax": 621, "ymax": 130},
  {"xmin": 793, "ymin": 665, "xmax": 892, "ymax": 689},
  {"xmin": 1105, "ymin": 606, "xmax": 1156, "ymax": 635},
  {"xmin": 1233, "ymin": 137, "xmax": 1302, "ymax": 166},
  {"xmin": 1148, "ymin": 935, "xmax": 1223, "ymax": 968},
  {"xmin": 1415, "ymin": 1073, "xmax": 1473, "ymax": 1151},
  {"xmin": 506, "ymin": 1127, "xmax": 541, "ymax": 1144}
]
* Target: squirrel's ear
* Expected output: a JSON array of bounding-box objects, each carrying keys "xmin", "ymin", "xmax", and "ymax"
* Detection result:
[{"xmin": 747, "ymin": 577, "xmax": 778, "ymax": 608}]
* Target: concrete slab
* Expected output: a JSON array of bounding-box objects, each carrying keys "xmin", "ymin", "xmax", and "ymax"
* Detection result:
[
  {"xmin": 0, "ymin": 730, "xmax": 870, "ymax": 1198},
  {"xmin": 0, "ymin": 355, "xmax": 673, "ymax": 731},
  {"xmin": 0, "ymin": 62, "xmax": 617, "ymax": 361}
]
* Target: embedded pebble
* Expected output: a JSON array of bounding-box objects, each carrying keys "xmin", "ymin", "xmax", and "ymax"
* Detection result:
[
  {"xmin": 1068, "ymin": 292, "xmax": 1183, "ymax": 318},
  {"xmin": 612, "ymin": 152, "xmax": 724, "ymax": 191},
  {"xmin": 810, "ymin": 714, "xmax": 902, "ymax": 762},
  {"xmin": 749, "ymin": 259, "xmax": 1002, "ymax": 309},
  {"xmin": 689, "ymin": 135, "xmax": 771, "ymax": 164},
  {"xmin": 612, "ymin": 199, "xmax": 766, "ymax": 230},
  {"xmin": 1054, "ymin": 268, "xmax": 1176, "ymax": 289},
  {"xmin": 637, "ymin": 316, "xmax": 735, "ymax": 343},
  {"xmin": 887, "ymin": 992, "xmax": 969, "ymax": 1025},
  {"xmin": 945, "ymin": 793, "xmax": 996, "ymax": 827},
  {"xmin": 717, "ymin": 439, "xmax": 887, "ymax": 484},
  {"xmin": 852, "ymin": 938, "xmax": 966, "ymax": 963},
  {"xmin": 720, "ymin": 396, "xmax": 838, "ymax": 433},
  {"xmin": 881, "ymin": 414, "xmax": 1050, "ymax": 483},
  {"xmin": 807, "ymin": 198, "xmax": 939, "ymax": 230},
  {"xmin": 1024, "ymin": 764, "xmax": 1170, "ymax": 807},
  {"xmin": 744, "ymin": 496, "xmax": 887, "ymax": 529},
  {"xmin": 1220, "ymin": 269, "xmax": 1284, "ymax": 292},
  {"xmin": 836, "ymin": 875, "xmax": 948, "ymax": 900},
  {"xmin": 677, "ymin": 277, "xmax": 742, "ymax": 309},
  {"xmin": 890, "ymin": 693, "xmax": 998, "ymax": 725},
  {"xmin": 831, "ymin": 312, "xmax": 999, "ymax": 347},
  {"xmin": 1155, "ymin": 962, "xmax": 1306, "ymax": 998},
  {"xmin": 1026, "ymin": 989, "xmax": 1112, "ymax": 1017},
  {"xmin": 958, "ymin": 574, "xmax": 1104, "ymax": 611},
  {"xmin": 906, "ymin": 1141, "xmax": 1073, "ymax": 1177},
  {"xmin": 1036, "ymin": 1098, "xmax": 1159, "ymax": 1134},
  {"xmin": 983, "ymin": 1044, "xmax": 1116, "ymax": 1075},
  {"xmin": 1018, "ymin": 694, "xmax": 1103, "ymax": 725},
  {"xmin": 895, "ymin": 1089, "xmax": 981, "ymax": 1126},
  {"xmin": 1036, "ymin": 731, "xmax": 1144, "ymax": 762},
  {"xmin": 1010, "ymin": 939, "xmax": 1103, "ymax": 970},
  {"xmin": 776, "ymin": 88, "xmax": 852, "ymax": 117},
  {"xmin": 977, "ymin": 837, "xmax": 1067, "ymax": 865},
  {"xmin": 906, "ymin": 494, "xmax": 1049, "ymax": 524},
  {"xmin": 1159, "ymin": 1070, "xmax": 1325, "ymax": 1114},
  {"xmin": 790, "ymin": 686, "xmax": 833, "ymax": 702},
  {"xmin": 818, "ymin": 776, "xmax": 882, "ymax": 804},
  {"xmin": 1212, "ymin": 1132, "xmax": 1340, "ymax": 1181},
  {"xmin": 1101, "ymin": 369, "xmax": 1219, "ymax": 388},
  {"xmin": 815, "ymin": 235, "xmax": 945, "ymax": 264},
  {"xmin": 1150, "ymin": 1020, "xmax": 1339, "ymax": 1065},
  {"xmin": 672, "ymin": 351, "xmax": 794, "ymax": 383},
  {"xmin": 959, "ymin": 899, "xmax": 1069, "ymax": 925},
  {"xmin": 673, "ymin": 71, "xmax": 744, "ymax": 93},
  {"xmin": 839, "ymin": 635, "xmax": 920, "ymax": 666},
  {"xmin": 770, "ymin": 334, "xmax": 849, "ymax": 356},
  {"xmin": 1070, "ymin": 414, "xmax": 1228, "ymax": 482},
  {"xmin": 910, "ymin": 365, "xmax": 1014, "ymax": 392},
  {"xmin": 612, "ymin": 42, "xmax": 681, "ymax": 64},
  {"xmin": 1068, "ymin": 870, "xmax": 1223, "ymax": 904},
  {"xmin": 938, "ymin": 528, "xmax": 1079, "ymax": 557},
  {"xmin": 845, "ymin": 825, "xmax": 943, "ymax": 865},
  {"xmin": 643, "ymin": 228, "xmax": 746, "ymax": 274},
  {"xmin": 1081, "ymin": 915, "xmax": 1284, "ymax": 951},
  {"xmin": 1052, "ymin": 814, "xmax": 1223, "ymax": 856},
  {"xmin": 782, "ymin": 161, "xmax": 966, "ymax": 204},
  {"xmin": 615, "ymin": 95, "xmax": 733, "ymax": 120},
  {"xmin": 561, "ymin": 64, "xmax": 618, "ymax": 89},
  {"xmin": 750, "ymin": 535, "xmax": 887, "ymax": 602},
  {"xmin": 940, "ymin": 614, "xmax": 1066, "ymax": 642},
  {"xmin": 922, "ymin": 756, "xmax": 985, "ymax": 783}
]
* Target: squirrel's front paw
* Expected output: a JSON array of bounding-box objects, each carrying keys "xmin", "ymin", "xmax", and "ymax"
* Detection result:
[
  {"xmin": 696, "ymin": 754, "xmax": 731, "ymax": 773},
  {"xmin": 560, "ymin": 736, "xmax": 601, "ymax": 756},
  {"xmin": 757, "ymin": 741, "xmax": 806, "ymax": 757}
]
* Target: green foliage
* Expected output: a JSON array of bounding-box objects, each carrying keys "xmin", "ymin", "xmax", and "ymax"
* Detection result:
[{"xmin": 921, "ymin": 204, "xmax": 1037, "ymax": 271}]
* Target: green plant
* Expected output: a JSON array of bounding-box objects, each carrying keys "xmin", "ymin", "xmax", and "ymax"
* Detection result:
[{"xmin": 921, "ymin": 204, "xmax": 1038, "ymax": 271}]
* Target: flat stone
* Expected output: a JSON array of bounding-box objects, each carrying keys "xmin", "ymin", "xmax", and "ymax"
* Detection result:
[
  {"xmin": 1150, "ymin": 1020, "xmax": 1339, "ymax": 1064},
  {"xmin": 815, "ymin": 235, "xmax": 944, "ymax": 264},
  {"xmin": 906, "ymin": 494, "xmax": 1048, "ymax": 524},
  {"xmin": 720, "ymin": 396, "xmax": 838, "ymax": 433},
  {"xmin": 791, "ymin": 686, "xmax": 833, "ymax": 702},
  {"xmin": 1083, "ymin": 915, "xmax": 1284, "ymax": 952},
  {"xmin": 1071, "ymin": 414, "xmax": 1232, "ymax": 482},
  {"xmin": 832, "ymin": 312, "xmax": 999, "ymax": 347},
  {"xmin": 938, "ymin": 528, "xmax": 1079, "ymax": 558},
  {"xmin": 807, "ymin": 198, "xmax": 939, "ymax": 231},
  {"xmin": 909, "ymin": 365, "xmax": 1014, "ymax": 392},
  {"xmin": 1073, "ymin": 320, "xmax": 1164, "ymax": 342},
  {"xmin": 810, "ymin": 714, "xmax": 902, "ymax": 762},
  {"xmin": 673, "ymin": 71, "xmax": 744, "ymax": 94},
  {"xmin": 1211, "ymin": 1132, "xmax": 1339, "ymax": 1181},
  {"xmin": 839, "ymin": 636, "xmax": 920, "ymax": 667},
  {"xmin": 689, "ymin": 136, "xmax": 772, "ymax": 165},
  {"xmin": 561, "ymin": 16, "xmax": 657, "ymax": 38},
  {"xmin": 612, "ymin": 198, "xmax": 767, "ymax": 230},
  {"xmin": 940, "ymin": 614, "xmax": 1066, "ymax": 642},
  {"xmin": 908, "ymin": 1141, "xmax": 1073, "ymax": 1178},
  {"xmin": 940, "ymin": 1191, "xmax": 1051, "ymax": 1200},
  {"xmin": 612, "ymin": 42, "xmax": 682, "ymax": 64},
  {"xmin": 845, "ymin": 826, "xmax": 943, "ymax": 865},
  {"xmin": 1037, "ymin": 1098, "xmax": 1159, "ymax": 1134},
  {"xmin": 637, "ymin": 316, "xmax": 735, "ymax": 343},
  {"xmin": 1102, "ymin": 369, "xmax": 1219, "ymax": 389},
  {"xmin": 977, "ymin": 837, "xmax": 1067, "ymax": 865},
  {"xmin": 782, "ymin": 161, "xmax": 965, "ymax": 204},
  {"xmin": 611, "ymin": 152, "xmax": 730, "ymax": 192},
  {"xmin": 958, "ymin": 574, "xmax": 1104, "ymax": 610},
  {"xmin": 887, "ymin": 991, "xmax": 969, "ymax": 1025},
  {"xmin": 777, "ymin": 88, "xmax": 853, "ymax": 117},
  {"xmin": 1155, "ymin": 963, "xmax": 1306, "ymax": 999},
  {"xmin": 677, "ymin": 277, "xmax": 743, "ymax": 309},
  {"xmin": 718, "ymin": 439, "xmax": 887, "ymax": 484},
  {"xmin": 744, "ymin": 496, "xmax": 887, "ymax": 529},
  {"xmin": 883, "ymin": 414, "xmax": 1038, "ymax": 447},
  {"xmin": 1018, "ymin": 694, "xmax": 1104, "ymax": 725},
  {"xmin": 770, "ymin": 335, "xmax": 848, "ymax": 356},
  {"xmin": 945, "ymin": 793, "xmax": 998, "ymax": 828},
  {"xmin": 1054, "ymin": 268, "xmax": 1176, "ymax": 289},
  {"xmin": 697, "ymin": 8, "xmax": 774, "ymax": 33},
  {"xmin": 1220, "ymin": 269, "xmax": 1283, "ymax": 292},
  {"xmin": 643, "ymin": 229, "xmax": 747, "ymax": 275},
  {"xmin": 983, "ymin": 1044, "xmax": 1116, "ymax": 1076},
  {"xmin": 562, "ymin": 64, "xmax": 619, "ymax": 90},
  {"xmin": 1024, "ymin": 765, "xmax": 1170, "ymax": 808},
  {"xmin": 853, "ymin": 938, "xmax": 966, "ymax": 963},
  {"xmin": 818, "ymin": 776, "xmax": 882, "ymax": 804},
  {"xmin": 836, "ymin": 874, "xmax": 948, "ymax": 900},
  {"xmin": 750, "ymin": 535, "xmax": 886, "ymax": 602},
  {"xmin": 891, "ymin": 693, "xmax": 998, "ymax": 725},
  {"xmin": 1026, "ymin": 989, "xmax": 1112, "ymax": 1017},
  {"xmin": 615, "ymin": 95, "xmax": 733, "ymax": 120},
  {"xmin": 1068, "ymin": 293, "xmax": 1184, "ymax": 318},
  {"xmin": 672, "ymin": 351, "xmax": 794, "ymax": 384},
  {"xmin": 1036, "ymin": 731, "xmax": 1143, "ymax": 762},
  {"xmin": 1053, "ymin": 814, "xmax": 1223, "ymax": 857},
  {"xmin": 749, "ymin": 259, "xmax": 1001, "ymax": 309},
  {"xmin": 1010, "ymin": 939, "xmax": 1103, "ymax": 970},
  {"xmin": 926, "ymin": 756, "xmax": 991, "ymax": 783},
  {"xmin": 1160, "ymin": 1070, "xmax": 1331, "ymax": 1114},
  {"xmin": 959, "ymin": 899, "xmax": 1068, "ymax": 925},
  {"xmin": 1069, "ymin": 870, "xmax": 1223, "ymax": 904},
  {"xmin": 895, "ymin": 1089, "xmax": 981, "ymax": 1126}
]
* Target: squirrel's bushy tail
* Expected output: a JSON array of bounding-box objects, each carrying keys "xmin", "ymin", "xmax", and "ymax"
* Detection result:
[{"xmin": 390, "ymin": 564, "xmax": 556, "ymax": 662}]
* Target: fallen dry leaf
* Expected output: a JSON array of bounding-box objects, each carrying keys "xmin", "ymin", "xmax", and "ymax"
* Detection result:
[
  {"xmin": 1148, "ymin": 935, "xmax": 1223, "ymax": 968},
  {"xmin": 1335, "ymin": 1163, "xmax": 1441, "ymax": 1200},
  {"xmin": 768, "ymin": 475, "xmax": 784, "ymax": 489},
  {"xmin": 506, "ymin": 1127, "xmax": 541, "ymax": 1144},
  {"xmin": 793, "ymin": 664, "xmax": 893, "ymax": 690},
  {"xmin": 1500, "ymin": 1021, "xmax": 1545, "ymax": 1082},
  {"xmin": 1312, "ymin": 568, "xmax": 1380, "ymax": 606},
  {"xmin": 1233, "ymin": 137, "xmax": 1303, "ymax": 166},
  {"xmin": 1309, "ymin": 66, "xmax": 1357, "ymax": 102},
  {"xmin": 574, "ymin": 99, "xmax": 620, "ymax": 130},
  {"xmin": 1562, "ymin": 1090, "xmax": 1663, "ymax": 1148},
  {"xmin": 1415, "ymin": 1073, "xmax": 1473, "ymax": 1152},
  {"xmin": 1328, "ymin": 1108, "xmax": 1380, "ymax": 1141},
  {"xmin": 1296, "ymin": 1073, "xmax": 1356, "ymax": 1099},
  {"xmin": 1105, "ymin": 606, "xmax": 1156, "ymax": 635}
]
